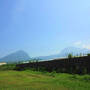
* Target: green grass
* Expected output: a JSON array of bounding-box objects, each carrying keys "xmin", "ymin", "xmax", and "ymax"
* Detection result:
[
  {"xmin": 0, "ymin": 70, "xmax": 90, "ymax": 90},
  {"xmin": 0, "ymin": 64, "xmax": 16, "ymax": 70}
]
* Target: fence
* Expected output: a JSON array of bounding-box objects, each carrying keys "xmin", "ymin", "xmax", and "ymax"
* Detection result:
[{"xmin": 16, "ymin": 56, "xmax": 90, "ymax": 74}]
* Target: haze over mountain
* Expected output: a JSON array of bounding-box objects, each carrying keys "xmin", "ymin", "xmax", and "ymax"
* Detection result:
[
  {"xmin": 1, "ymin": 47, "xmax": 90, "ymax": 63},
  {"xmin": 37, "ymin": 47, "xmax": 90, "ymax": 60},
  {"xmin": 0, "ymin": 50, "xmax": 30, "ymax": 63}
]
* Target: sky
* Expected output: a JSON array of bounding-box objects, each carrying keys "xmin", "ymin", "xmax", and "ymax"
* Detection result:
[{"xmin": 0, "ymin": 0, "xmax": 90, "ymax": 58}]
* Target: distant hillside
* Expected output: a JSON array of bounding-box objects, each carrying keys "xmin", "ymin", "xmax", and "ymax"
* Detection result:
[
  {"xmin": 59, "ymin": 47, "xmax": 90, "ymax": 57},
  {"xmin": 37, "ymin": 47, "xmax": 90, "ymax": 60},
  {"xmin": 0, "ymin": 50, "xmax": 30, "ymax": 63},
  {"xmin": 1, "ymin": 47, "xmax": 90, "ymax": 63}
]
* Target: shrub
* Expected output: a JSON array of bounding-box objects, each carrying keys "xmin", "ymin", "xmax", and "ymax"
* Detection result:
[
  {"xmin": 0, "ymin": 64, "xmax": 16, "ymax": 71},
  {"xmin": 87, "ymin": 53, "xmax": 90, "ymax": 56},
  {"xmin": 71, "ymin": 75, "xmax": 78, "ymax": 79},
  {"xmin": 49, "ymin": 71, "xmax": 56, "ymax": 77},
  {"xmin": 68, "ymin": 53, "xmax": 73, "ymax": 58}
]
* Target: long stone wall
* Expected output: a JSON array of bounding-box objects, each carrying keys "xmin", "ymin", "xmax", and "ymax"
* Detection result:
[{"xmin": 16, "ymin": 56, "xmax": 90, "ymax": 74}]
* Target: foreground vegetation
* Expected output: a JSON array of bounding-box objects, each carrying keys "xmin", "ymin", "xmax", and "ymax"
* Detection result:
[
  {"xmin": 0, "ymin": 68, "xmax": 90, "ymax": 90},
  {"xmin": 0, "ymin": 58, "xmax": 90, "ymax": 90}
]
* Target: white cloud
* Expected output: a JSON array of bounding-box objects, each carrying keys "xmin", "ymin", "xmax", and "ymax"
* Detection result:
[
  {"xmin": 74, "ymin": 41, "xmax": 82, "ymax": 46},
  {"xmin": 73, "ymin": 41, "xmax": 90, "ymax": 49},
  {"xmin": 82, "ymin": 44, "xmax": 90, "ymax": 49}
]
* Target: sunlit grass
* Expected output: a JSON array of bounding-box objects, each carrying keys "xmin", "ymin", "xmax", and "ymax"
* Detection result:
[{"xmin": 0, "ymin": 70, "xmax": 90, "ymax": 90}]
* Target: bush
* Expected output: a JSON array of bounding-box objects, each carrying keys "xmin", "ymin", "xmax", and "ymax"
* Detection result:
[
  {"xmin": 71, "ymin": 75, "xmax": 78, "ymax": 79},
  {"xmin": 87, "ymin": 53, "xmax": 90, "ymax": 56},
  {"xmin": 0, "ymin": 64, "xmax": 16, "ymax": 71},
  {"xmin": 82, "ymin": 75, "xmax": 90, "ymax": 82},
  {"xmin": 68, "ymin": 53, "xmax": 73, "ymax": 58},
  {"xmin": 49, "ymin": 71, "xmax": 56, "ymax": 77}
]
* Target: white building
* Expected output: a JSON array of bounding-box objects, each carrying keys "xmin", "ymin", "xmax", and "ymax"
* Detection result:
[{"xmin": 0, "ymin": 62, "xmax": 7, "ymax": 66}]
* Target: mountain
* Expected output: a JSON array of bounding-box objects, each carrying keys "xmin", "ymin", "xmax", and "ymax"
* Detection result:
[
  {"xmin": 37, "ymin": 47, "xmax": 90, "ymax": 60},
  {"xmin": 59, "ymin": 47, "xmax": 90, "ymax": 57},
  {"xmin": 0, "ymin": 50, "xmax": 31, "ymax": 63},
  {"xmin": 1, "ymin": 47, "xmax": 90, "ymax": 63}
]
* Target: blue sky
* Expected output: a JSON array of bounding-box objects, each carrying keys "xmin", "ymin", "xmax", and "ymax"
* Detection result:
[{"xmin": 0, "ymin": 0, "xmax": 90, "ymax": 58}]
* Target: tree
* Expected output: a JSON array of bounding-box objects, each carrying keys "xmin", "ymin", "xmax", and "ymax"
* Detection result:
[
  {"xmin": 68, "ymin": 53, "xmax": 73, "ymax": 58},
  {"xmin": 87, "ymin": 53, "xmax": 90, "ymax": 56}
]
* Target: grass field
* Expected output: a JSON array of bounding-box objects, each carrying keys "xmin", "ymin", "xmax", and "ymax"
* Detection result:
[{"xmin": 0, "ymin": 70, "xmax": 90, "ymax": 90}]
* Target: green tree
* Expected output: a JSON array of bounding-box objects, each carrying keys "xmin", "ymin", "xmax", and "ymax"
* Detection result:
[
  {"xmin": 87, "ymin": 53, "xmax": 90, "ymax": 56},
  {"xmin": 68, "ymin": 53, "xmax": 73, "ymax": 58}
]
